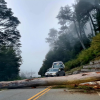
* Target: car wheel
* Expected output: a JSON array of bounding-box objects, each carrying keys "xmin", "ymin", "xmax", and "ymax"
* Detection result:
[
  {"xmin": 57, "ymin": 74, "xmax": 59, "ymax": 76},
  {"xmin": 63, "ymin": 73, "xmax": 65, "ymax": 76}
]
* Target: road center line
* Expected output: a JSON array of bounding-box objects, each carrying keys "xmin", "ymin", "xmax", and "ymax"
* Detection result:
[
  {"xmin": 27, "ymin": 86, "xmax": 51, "ymax": 100},
  {"xmin": 33, "ymin": 88, "xmax": 51, "ymax": 100}
]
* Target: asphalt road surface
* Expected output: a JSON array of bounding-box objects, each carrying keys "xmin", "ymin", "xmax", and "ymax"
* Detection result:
[{"xmin": 0, "ymin": 87, "xmax": 100, "ymax": 100}]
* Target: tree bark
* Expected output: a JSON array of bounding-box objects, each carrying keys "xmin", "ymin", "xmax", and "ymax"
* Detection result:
[
  {"xmin": 0, "ymin": 72, "xmax": 100, "ymax": 89},
  {"xmin": 82, "ymin": 27, "xmax": 90, "ymax": 41},
  {"xmin": 73, "ymin": 20, "xmax": 86, "ymax": 50},
  {"xmin": 89, "ymin": 13, "xmax": 96, "ymax": 34},
  {"xmin": 89, "ymin": 18, "xmax": 95, "ymax": 37}
]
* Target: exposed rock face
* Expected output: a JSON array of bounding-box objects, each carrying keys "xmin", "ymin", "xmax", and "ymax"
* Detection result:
[
  {"xmin": 73, "ymin": 71, "xmax": 80, "ymax": 74},
  {"xmin": 81, "ymin": 60, "xmax": 100, "ymax": 73}
]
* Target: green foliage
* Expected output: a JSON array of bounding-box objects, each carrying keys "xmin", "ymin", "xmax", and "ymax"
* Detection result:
[
  {"xmin": 65, "ymin": 59, "xmax": 80, "ymax": 70},
  {"xmin": 0, "ymin": 0, "xmax": 21, "ymax": 48},
  {"xmin": 0, "ymin": 47, "xmax": 22, "ymax": 81},
  {"xmin": 7, "ymin": 76, "xmax": 22, "ymax": 81},
  {"xmin": 38, "ymin": 50, "xmax": 56, "ymax": 76},
  {"xmin": 52, "ymin": 85, "xmax": 68, "ymax": 89},
  {"xmin": 75, "ymin": 0, "xmax": 100, "ymax": 33},
  {"xmin": 52, "ymin": 85, "xmax": 93, "ymax": 90},
  {"xmin": 0, "ymin": 0, "xmax": 22, "ymax": 81},
  {"xmin": 45, "ymin": 28, "xmax": 58, "ymax": 47},
  {"xmin": 77, "ymin": 86, "xmax": 93, "ymax": 90},
  {"xmin": 65, "ymin": 33, "xmax": 100, "ymax": 71}
]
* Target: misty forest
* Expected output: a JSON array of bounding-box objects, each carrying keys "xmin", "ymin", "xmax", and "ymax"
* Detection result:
[{"xmin": 38, "ymin": 0, "xmax": 100, "ymax": 76}]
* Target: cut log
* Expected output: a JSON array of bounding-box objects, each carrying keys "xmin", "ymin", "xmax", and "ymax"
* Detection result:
[
  {"xmin": 0, "ymin": 72, "xmax": 100, "ymax": 89},
  {"xmin": 79, "ymin": 81, "xmax": 100, "ymax": 89}
]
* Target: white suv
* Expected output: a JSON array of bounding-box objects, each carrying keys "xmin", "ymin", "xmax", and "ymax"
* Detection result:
[{"xmin": 52, "ymin": 61, "xmax": 65, "ymax": 69}]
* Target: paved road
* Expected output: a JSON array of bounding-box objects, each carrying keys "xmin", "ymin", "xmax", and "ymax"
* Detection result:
[
  {"xmin": 0, "ymin": 87, "xmax": 46, "ymax": 100},
  {"xmin": 0, "ymin": 87, "xmax": 100, "ymax": 100},
  {"xmin": 37, "ymin": 89, "xmax": 100, "ymax": 100}
]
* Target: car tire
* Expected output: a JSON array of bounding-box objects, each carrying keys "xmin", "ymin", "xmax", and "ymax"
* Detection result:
[
  {"xmin": 57, "ymin": 74, "xmax": 59, "ymax": 76},
  {"xmin": 63, "ymin": 73, "xmax": 65, "ymax": 76}
]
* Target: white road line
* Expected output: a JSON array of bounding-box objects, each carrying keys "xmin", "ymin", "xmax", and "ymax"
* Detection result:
[{"xmin": 97, "ymin": 92, "xmax": 100, "ymax": 96}]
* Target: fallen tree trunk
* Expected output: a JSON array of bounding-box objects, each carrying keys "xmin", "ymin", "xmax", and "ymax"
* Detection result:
[
  {"xmin": 0, "ymin": 72, "xmax": 100, "ymax": 89},
  {"xmin": 79, "ymin": 81, "xmax": 100, "ymax": 89}
]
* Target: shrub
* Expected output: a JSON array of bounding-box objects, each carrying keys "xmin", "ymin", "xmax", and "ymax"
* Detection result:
[{"xmin": 65, "ymin": 59, "xmax": 80, "ymax": 71}]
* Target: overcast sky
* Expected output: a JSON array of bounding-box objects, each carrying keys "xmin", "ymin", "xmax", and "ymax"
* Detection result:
[{"xmin": 5, "ymin": 0, "xmax": 74, "ymax": 76}]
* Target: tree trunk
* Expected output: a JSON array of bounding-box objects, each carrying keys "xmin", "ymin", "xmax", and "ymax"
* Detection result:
[
  {"xmin": 73, "ymin": 20, "xmax": 86, "ymax": 50},
  {"xmin": 82, "ymin": 27, "xmax": 90, "ymax": 40},
  {"xmin": 0, "ymin": 72, "xmax": 100, "ymax": 89},
  {"xmin": 89, "ymin": 18, "xmax": 95, "ymax": 37},
  {"xmin": 89, "ymin": 13, "xmax": 96, "ymax": 34}
]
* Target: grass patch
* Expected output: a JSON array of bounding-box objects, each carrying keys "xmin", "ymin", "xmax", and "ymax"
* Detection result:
[
  {"xmin": 52, "ymin": 85, "xmax": 78, "ymax": 89},
  {"xmin": 52, "ymin": 85, "xmax": 68, "ymax": 89},
  {"xmin": 94, "ymin": 56, "xmax": 100, "ymax": 61},
  {"xmin": 52, "ymin": 85, "xmax": 93, "ymax": 90},
  {"xmin": 76, "ymin": 86, "xmax": 93, "ymax": 90},
  {"xmin": 0, "ymin": 88, "xmax": 8, "ymax": 91},
  {"xmin": 84, "ymin": 90, "xmax": 87, "ymax": 93}
]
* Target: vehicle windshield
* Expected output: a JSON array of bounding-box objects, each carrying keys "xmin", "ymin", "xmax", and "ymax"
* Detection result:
[
  {"xmin": 53, "ymin": 63, "xmax": 63, "ymax": 68},
  {"xmin": 48, "ymin": 68, "xmax": 59, "ymax": 72}
]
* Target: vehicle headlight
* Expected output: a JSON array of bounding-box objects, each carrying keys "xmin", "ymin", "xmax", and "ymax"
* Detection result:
[
  {"xmin": 52, "ymin": 73, "xmax": 56, "ymax": 75},
  {"xmin": 45, "ymin": 73, "xmax": 47, "ymax": 75}
]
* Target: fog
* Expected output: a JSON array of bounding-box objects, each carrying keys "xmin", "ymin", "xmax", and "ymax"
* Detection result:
[{"xmin": 5, "ymin": 0, "xmax": 75, "ymax": 76}]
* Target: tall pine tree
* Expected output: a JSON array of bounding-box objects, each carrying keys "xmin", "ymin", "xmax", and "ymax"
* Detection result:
[{"xmin": 0, "ymin": 0, "xmax": 22, "ymax": 81}]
